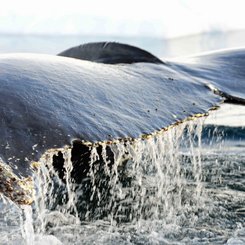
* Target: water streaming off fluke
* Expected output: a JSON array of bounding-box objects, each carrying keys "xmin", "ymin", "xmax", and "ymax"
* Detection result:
[
  {"xmin": 0, "ymin": 91, "xmax": 244, "ymax": 245},
  {"xmin": 0, "ymin": 42, "xmax": 245, "ymax": 244},
  {"xmin": 30, "ymin": 121, "xmax": 206, "ymax": 233}
]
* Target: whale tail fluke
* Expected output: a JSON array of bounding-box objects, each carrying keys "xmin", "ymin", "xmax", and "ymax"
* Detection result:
[
  {"xmin": 59, "ymin": 42, "xmax": 245, "ymax": 105},
  {"xmin": 0, "ymin": 42, "xmax": 244, "ymax": 187},
  {"xmin": 172, "ymin": 49, "xmax": 245, "ymax": 105}
]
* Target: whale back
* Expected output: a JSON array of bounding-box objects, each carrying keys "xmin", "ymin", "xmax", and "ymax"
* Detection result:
[{"xmin": 58, "ymin": 42, "xmax": 164, "ymax": 64}]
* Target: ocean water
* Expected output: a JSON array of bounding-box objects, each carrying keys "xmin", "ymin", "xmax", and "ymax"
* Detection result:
[{"xmin": 0, "ymin": 32, "xmax": 244, "ymax": 244}]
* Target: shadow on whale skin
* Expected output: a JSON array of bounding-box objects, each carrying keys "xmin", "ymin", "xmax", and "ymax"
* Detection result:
[{"xmin": 0, "ymin": 42, "xmax": 244, "ymax": 206}]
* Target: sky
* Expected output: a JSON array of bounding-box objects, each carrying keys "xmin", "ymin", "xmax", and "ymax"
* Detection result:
[{"xmin": 1, "ymin": 0, "xmax": 245, "ymax": 38}]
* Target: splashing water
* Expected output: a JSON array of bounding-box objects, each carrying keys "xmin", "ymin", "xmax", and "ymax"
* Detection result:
[
  {"xmin": 2, "ymin": 119, "xmax": 244, "ymax": 244},
  {"xmin": 24, "ymin": 121, "xmax": 206, "ymax": 239}
]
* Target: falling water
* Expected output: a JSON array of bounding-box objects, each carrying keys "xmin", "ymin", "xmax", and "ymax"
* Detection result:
[
  {"xmin": 2, "ymin": 118, "xmax": 244, "ymax": 244},
  {"xmin": 20, "ymin": 120, "xmax": 206, "ymax": 241}
]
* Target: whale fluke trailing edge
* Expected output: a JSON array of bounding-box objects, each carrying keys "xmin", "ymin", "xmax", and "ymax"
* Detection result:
[{"xmin": 0, "ymin": 42, "xmax": 244, "ymax": 204}]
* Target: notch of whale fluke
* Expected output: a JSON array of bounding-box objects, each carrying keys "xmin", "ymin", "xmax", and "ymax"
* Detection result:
[{"xmin": 58, "ymin": 42, "xmax": 164, "ymax": 64}]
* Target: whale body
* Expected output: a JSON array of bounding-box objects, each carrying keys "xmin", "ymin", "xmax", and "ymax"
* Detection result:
[{"xmin": 0, "ymin": 42, "xmax": 244, "ymax": 204}]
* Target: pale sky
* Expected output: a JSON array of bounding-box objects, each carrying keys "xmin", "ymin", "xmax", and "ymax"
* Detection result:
[{"xmin": 1, "ymin": 0, "xmax": 245, "ymax": 38}]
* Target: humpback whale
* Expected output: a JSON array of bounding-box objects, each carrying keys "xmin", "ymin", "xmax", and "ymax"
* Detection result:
[{"xmin": 0, "ymin": 42, "xmax": 244, "ymax": 205}]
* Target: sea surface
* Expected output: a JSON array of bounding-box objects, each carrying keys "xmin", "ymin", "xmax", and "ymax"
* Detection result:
[{"xmin": 0, "ymin": 32, "xmax": 244, "ymax": 245}]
